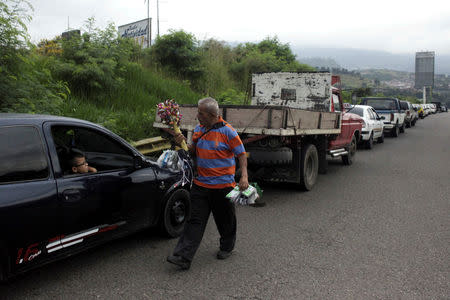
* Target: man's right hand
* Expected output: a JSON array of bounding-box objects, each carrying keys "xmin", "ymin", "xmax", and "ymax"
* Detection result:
[{"xmin": 174, "ymin": 133, "xmax": 186, "ymax": 146}]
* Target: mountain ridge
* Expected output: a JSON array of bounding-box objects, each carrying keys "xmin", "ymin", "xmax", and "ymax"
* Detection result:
[{"xmin": 292, "ymin": 47, "xmax": 450, "ymax": 75}]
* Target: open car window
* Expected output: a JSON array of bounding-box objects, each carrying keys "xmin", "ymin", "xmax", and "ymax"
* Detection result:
[{"xmin": 51, "ymin": 125, "xmax": 134, "ymax": 175}]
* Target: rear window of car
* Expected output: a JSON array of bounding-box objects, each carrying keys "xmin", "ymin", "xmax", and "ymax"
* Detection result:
[
  {"xmin": 400, "ymin": 101, "xmax": 408, "ymax": 110},
  {"xmin": 0, "ymin": 126, "xmax": 49, "ymax": 184},
  {"xmin": 364, "ymin": 99, "xmax": 396, "ymax": 110},
  {"xmin": 350, "ymin": 107, "xmax": 364, "ymax": 117}
]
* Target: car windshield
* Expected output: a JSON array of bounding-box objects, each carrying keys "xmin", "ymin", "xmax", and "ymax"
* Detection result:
[{"xmin": 364, "ymin": 99, "xmax": 396, "ymax": 110}]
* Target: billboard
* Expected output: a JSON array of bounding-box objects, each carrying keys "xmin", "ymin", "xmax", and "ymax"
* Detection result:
[
  {"xmin": 118, "ymin": 18, "xmax": 151, "ymax": 48},
  {"xmin": 415, "ymin": 51, "xmax": 435, "ymax": 88}
]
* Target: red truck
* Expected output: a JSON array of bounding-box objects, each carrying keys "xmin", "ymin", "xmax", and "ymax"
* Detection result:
[{"xmin": 154, "ymin": 72, "xmax": 362, "ymax": 191}]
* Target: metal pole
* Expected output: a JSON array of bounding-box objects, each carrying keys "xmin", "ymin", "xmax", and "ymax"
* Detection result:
[
  {"xmin": 423, "ymin": 86, "xmax": 426, "ymax": 104},
  {"xmin": 157, "ymin": 0, "xmax": 160, "ymax": 38},
  {"xmin": 147, "ymin": 0, "xmax": 150, "ymax": 47}
]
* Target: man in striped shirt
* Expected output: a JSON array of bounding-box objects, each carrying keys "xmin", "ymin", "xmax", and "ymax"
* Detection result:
[{"xmin": 167, "ymin": 97, "xmax": 249, "ymax": 270}]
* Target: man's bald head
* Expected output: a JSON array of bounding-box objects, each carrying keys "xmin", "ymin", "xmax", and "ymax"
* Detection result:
[{"xmin": 198, "ymin": 97, "xmax": 219, "ymax": 117}]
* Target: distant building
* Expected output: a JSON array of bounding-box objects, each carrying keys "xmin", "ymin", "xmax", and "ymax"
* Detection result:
[
  {"xmin": 61, "ymin": 29, "xmax": 80, "ymax": 40},
  {"xmin": 415, "ymin": 51, "xmax": 435, "ymax": 88}
]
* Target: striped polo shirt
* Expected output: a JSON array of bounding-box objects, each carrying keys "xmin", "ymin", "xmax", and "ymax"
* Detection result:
[{"xmin": 192, "ymin": 117, "xmax": 246, "ymax": 189}]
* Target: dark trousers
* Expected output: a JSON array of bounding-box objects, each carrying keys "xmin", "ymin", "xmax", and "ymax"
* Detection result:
[{"xmin": 173, "ymin": 184, "xmax": 236, "ymax": 261}]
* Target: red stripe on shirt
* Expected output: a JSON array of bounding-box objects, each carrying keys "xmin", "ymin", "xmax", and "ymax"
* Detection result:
[{"xmin": 197, "ymin": 166, "xmax": 236, "ymax": 177}]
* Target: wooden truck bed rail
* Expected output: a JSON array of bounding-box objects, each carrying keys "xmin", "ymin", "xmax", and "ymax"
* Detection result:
[{"xmin": 153, "ymin": 104, "xmax": 341, "ymax": 136}]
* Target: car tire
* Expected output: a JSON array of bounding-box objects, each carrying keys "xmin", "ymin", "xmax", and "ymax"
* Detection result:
[
  {"xmin": 365, "ymin": 132, "xmax": 373, "ymax": 149},
  {"xmin": 299, "ymin": 144, "xmax": 319, "ymax": 191},
  {"xmin": 406, "ymin": 120, "xmax": 411, "ymax": 128},
  {"xmin": 377, "ymin": 131, "xmax": 384, "ymax": 143},
  {"xmin": 342, "ymin": 135, "xmax": 356, "ymax": 165},
  {"xmin": 159, "ymin": 189, "xmax": 191, "ymax": 238},
  {"xmin": 400, "ymin": 122, "xmax": 405, "ymax": 133},
  {"xmin": 412, "ymin": 120, "xmax": 416, "ymax": 127},
  {"xmin": 0, "ymin": 244, "xmax": 8, "ymax": 283},
  {"xmin": 391, "ymin": 124, "xmax": 399, "ymax": 137}
]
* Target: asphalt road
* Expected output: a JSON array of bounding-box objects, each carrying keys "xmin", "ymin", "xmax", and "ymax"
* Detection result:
[{"xmin": 1, "ymin": 113, "xmax": 449, "ymax": 299}]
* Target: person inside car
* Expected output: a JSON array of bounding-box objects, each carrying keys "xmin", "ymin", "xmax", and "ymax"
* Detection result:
[{"xmin": 70, "ymin": 152, "xmax": 97, "ymax": 174}]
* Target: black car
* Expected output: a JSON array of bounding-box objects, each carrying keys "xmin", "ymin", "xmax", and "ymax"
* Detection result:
[{"xmin": 0, "ymin": 113, "xmax": 192, "ymax": 281}]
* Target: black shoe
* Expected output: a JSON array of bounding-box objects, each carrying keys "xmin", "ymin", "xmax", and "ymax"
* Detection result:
[
  {"xmin": 167, "ymin": 255, "xmax": 191, "ymax": 270},
  {"xmin": 216, "ymin": 250, "xmax": 232, "ymax": 260}
]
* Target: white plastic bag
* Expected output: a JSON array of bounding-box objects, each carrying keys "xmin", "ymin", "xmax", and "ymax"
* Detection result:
[{"xmin": 157, "ymin": 150, "xmax": 180, "ymax": 171}]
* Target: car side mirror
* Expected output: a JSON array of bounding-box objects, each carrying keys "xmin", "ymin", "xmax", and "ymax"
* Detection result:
[
  {"xmin": 380, "ymin": 116, "xmax": 385, "ymax": 120},
  {"xmin": 133, "ymin": 155, "xmax": 143, "ymax": 169}
]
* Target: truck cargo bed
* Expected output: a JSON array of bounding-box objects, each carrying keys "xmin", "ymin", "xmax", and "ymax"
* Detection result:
[{"xmin": 153, "ymin": 104, "xmax": 341, "ymax": 136}]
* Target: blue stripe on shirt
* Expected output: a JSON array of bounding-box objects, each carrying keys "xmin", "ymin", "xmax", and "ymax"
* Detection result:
[
  {"xmin": 196, "ymin": 174, "xmax": 236, "ymax": 185},
  {"xmin": 197, "ymin": 157, "xmax": 235, "ymax": 169},
  {"xmin": 197, "ymin": 139, "xmax": 230, "ymax": 151},
  {"xmin": 232, "ymin": 144, "xmax": 245, "ymax": 156}
]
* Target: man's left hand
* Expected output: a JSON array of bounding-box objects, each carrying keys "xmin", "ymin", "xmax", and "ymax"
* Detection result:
[{"xmin": 238, "ymin": 175, "xmax": 249, "ymax": 191}]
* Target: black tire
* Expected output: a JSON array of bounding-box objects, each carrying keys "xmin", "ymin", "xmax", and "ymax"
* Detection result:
[
  {"xmin": 406, "ymin": 120, "xmax": 411, "ymax": 128},
  {"xmin": 391, "ymin": 124, "xmax": 399, "ymax": 137},
  {"xmin": 377, "ymin": 131, "xmax": 384, "ymax": 143},
  {"xmin": 299, "ymin": 144, "xmax": 319, "ymax": 191},
  {"xmin": 159, "ymin": 189, "xmax": 190, "ymax": 238},
  {"xmin": 365, "ymin": 132, "xmax": 373, "ymax": 149},
  {"xmin": 342, "ymin": 135, "xmax": 356, "ymax": 165},
  {"xmin": 0, "ymin": 243, "xmax": 8, "ymax": 283},
  {"xmin": 411, "ymin": 120, "xmax": 416, "ymax": 127},
  {"xmin": 400, "ymin": 122, "xmax": 405, "ymax": 133}
]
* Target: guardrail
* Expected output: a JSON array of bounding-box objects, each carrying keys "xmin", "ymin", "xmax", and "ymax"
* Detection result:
[{"xmin": 132, "ymin": 136, "xmax": 172, "ymax": 155}]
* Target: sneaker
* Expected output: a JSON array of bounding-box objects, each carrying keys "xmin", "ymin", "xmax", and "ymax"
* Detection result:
[
  {"xmin": 216, "ymin": 250, "xmax": 232, "ymax": 260},
  {"xmin": 167, "ymin": 255, "xmax": 191, "ymax": 270}
]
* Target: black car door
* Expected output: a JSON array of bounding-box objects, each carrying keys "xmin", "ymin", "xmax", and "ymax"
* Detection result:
[
  {"xmin": 0, "ymin": 125, "xmax": 59, "ymax": 274},
  {"xmin": 43, "ymin": 122, "xmax": 162, "ymax": 253}
]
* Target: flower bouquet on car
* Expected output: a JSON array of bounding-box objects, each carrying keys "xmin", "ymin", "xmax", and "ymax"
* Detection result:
[{"xmin": 157, "ymin": 99, "xmax": 188, "ymax": 151}]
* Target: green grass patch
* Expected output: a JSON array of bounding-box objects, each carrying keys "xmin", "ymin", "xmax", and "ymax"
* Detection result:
[{"xmin": 61, "ymin": 64, "xmax": 201, "ymax": 142}]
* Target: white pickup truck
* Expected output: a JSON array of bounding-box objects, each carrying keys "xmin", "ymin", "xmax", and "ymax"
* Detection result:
[{"xmin": 361, "ymin": 97, "xmax": 406, "ymax": 137}]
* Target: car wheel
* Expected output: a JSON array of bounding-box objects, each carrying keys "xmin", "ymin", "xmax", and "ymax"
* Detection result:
[
  {"xmin": 406, "ymin": 120, "xmax": 411, "ymax": 128},
  {"xmin": 365, "ymin": 132, "xmax": 373, "ymax": 149},
  {"xmin": 377, "ymin": 131, "xmax": 385, "ymax": 143},
  {"xmin": 391, "ymin": 124, "xmax": 399, "ymax": 137},
  {"xmin": 412, "ymin": 120, "xmax": 416, "ymax": 127},
  {"xmin": 159, "ymin": 189, "xmax": 190, "ymax": 238},
  {"xmin": 342, "ymin": 135, "xmax": 356, "ymax": 165},
  {"xmin": 0, "ymin": 244, "xmax": 8, "ymax": 282},
  {"xmin": 400, "ymin": 122, "xmax": 405, "ymax": 133},
  {"xmin": 298, "ymin": 144, "xmax": 319, "ymax": 191}
]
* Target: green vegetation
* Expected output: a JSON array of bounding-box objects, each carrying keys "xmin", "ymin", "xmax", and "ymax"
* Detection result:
[
  {"xmin": 3, "ymin": 1, "xmax": 448, "ymax": 142},
  {"xmin": 0, "ymin": 0, "xmax": 314, "ymax": 141}
]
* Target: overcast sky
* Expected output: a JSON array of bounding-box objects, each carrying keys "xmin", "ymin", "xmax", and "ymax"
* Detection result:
[{"xmin": 28, "ymin": 0, "xmax": 450, "ymax": 55}]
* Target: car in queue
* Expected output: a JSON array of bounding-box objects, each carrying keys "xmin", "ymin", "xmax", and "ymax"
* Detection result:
[
  {"xmin": 348, "ymin": 105, "xmax": 384, "ymax": 149},
  {"xmin": 0, "ymin": 113, "xmax": 193, "ymax": 281},
  {"xmin": 361, "ymin": 97, "xmax": 406, "ymax": 137},
  {"xmin": 400, "ymin": 100, "xmax": 417, "ymax": 127},
  {"xmin": 412, "ymin": 104, "xmax": 424, "ymax": 119}
]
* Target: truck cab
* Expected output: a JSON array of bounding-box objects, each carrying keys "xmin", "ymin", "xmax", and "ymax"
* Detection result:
[{"xmin": 327, "ymin": 76, "xmax": 363, "ymax": 161}]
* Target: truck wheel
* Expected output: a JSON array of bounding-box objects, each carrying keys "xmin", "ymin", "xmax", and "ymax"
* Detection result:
[
  {"xmin": 342, "ymin": 135, "xmax": 356, "ymax": 165},
  {"xmin": 391, "ymin": 125, "xmax": 399, "ymax": 137},
  {"xmin": 377, "ymin": 132, "xmax": 385, "ymax": 143},
  {"xmin": 159, "ymin": 189, "xmax": 190, "ymax": 238},
  {"xmin": 299, "ymin": 144, "xmax": 318, "ymax": 191},
  {"xmin": 365, "ymin": 132, "xmax": 373, "ymax": 149},
  {"xmin": 400, "ymin": 122, "xmax": 405, "ymax": 133}
]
